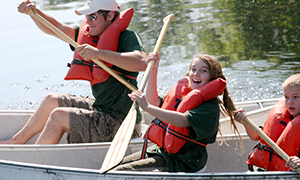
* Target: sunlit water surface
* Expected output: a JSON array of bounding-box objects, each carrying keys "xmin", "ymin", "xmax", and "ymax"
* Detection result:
[{"xmin": 1, "ymin": 0, "xmax": 300, "ymax": 110}]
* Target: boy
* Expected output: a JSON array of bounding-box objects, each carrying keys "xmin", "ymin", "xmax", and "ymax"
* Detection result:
[
  {"xmin": 234, "ymin": 73, "xmax": 300, "ymax": 171},
  {"xmin": 0, "ymin": 0, "xmax": 147, "ymax": 145}
]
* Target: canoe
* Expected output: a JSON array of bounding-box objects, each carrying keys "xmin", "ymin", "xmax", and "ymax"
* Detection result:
[{"xmin": 1, "ymin": 98, "xmax": 300, "ymax": 179}]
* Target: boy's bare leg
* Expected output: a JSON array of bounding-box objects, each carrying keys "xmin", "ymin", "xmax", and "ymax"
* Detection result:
[
  {"xmin": 0, "ymin": 93, "xmax": 60, "ymax": 144},
  {"xmin": 35, "ymin": 107, "xmax": 70, "ymax": 144}
]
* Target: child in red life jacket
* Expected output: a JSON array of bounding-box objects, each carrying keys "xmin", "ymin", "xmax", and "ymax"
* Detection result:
[
  {"xmin": 112, "ymin": 53, "xmax": 242, "ymax": 172},
  {"xmin": 234, "ymin": 73, "xmax": 300, "ymax": 171}
]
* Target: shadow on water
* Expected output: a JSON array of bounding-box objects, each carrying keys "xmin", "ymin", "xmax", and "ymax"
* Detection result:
[{"xmin": 2, "ymin": 0, "xmax": 300, "ymax": 109}]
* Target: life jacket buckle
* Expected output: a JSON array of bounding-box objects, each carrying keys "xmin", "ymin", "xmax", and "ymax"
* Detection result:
[
  {"xmin": 73, "ymin": 59, "xmax": 85, "ymax": 65},
  {"xmin": 153, "ymin": 118, "xmax": 162, "ymax": 125}
]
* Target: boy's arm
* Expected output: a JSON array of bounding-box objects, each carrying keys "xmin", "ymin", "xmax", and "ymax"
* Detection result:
[
  {"xmin": 234, "ymin": 109, "xmax": 260, "ymax": 141},
  {"xmin": 18, "ymin": 1, "xmax": 75, "ymax": 42}
]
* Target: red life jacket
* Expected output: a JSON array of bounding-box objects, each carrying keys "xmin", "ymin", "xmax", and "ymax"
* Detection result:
[
  {"xmin": 64, "ymin": 8, "xmax": 134, "ymax": 86},
  {"xmin": 247, "ymin": 97, "xmax": 300, "ymax": 171},
  {"xmin": 142, "ymin": 78, "xmax": 226, "ymax": 156}
]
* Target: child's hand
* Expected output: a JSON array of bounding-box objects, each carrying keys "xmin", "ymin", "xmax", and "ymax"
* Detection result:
[
  {"xmin": 233, "ymin": 108, "xmax": 247, "ymax": 125},
  {"xmin": 128, "ymin": 90, "xmax": 149, "ymax": 110},
  {"xmin": 286, "ymin": 156, "xmax": 300, "ymax": 171},
  {"xmin": 146, "ymin": 52, "xmax": 159, "ymax": 70},
  {"xmin": 18, "ymin": 0, "xmax": 36, "ymax": 15}
]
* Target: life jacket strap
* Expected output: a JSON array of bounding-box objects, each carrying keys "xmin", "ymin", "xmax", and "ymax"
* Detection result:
[
  {"xmin": 93, "ymin": 64, "xmax": 137, "ymax": 80},
  {"xmin": 247, "ymin": 142, "xmax": 283, "ymax": 171},
  {"xmin": 141, "ymin": 118, "xmax": 207, "ymax": 159},
  {"xmin": 141, "ymin": 118, "xmax": 167, "ymax": 159},
  {"xmin": 67, "ymin": 59, "xmax": 93, "ymax": 68},
  {"xmin": 165, "ymin": 126, "xmax": 207, "ymax": 147},
  {"xmin": 68, "ymin": 59, "xmax": 137, "ymax": 81},
  {"xmin": 255, "ymin": 143, "xmax": 283, "ymax": 161}
]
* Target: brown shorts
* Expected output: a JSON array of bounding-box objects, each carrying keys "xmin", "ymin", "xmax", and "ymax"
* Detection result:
[{"xmin": 58, "ymin": 94, "xmax": 141, "ymax": 143}]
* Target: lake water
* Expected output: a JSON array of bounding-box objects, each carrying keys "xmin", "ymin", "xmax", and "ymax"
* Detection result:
[{"xmin": 1, "ymin": 0, "xmax": 300, "ymax": 110}]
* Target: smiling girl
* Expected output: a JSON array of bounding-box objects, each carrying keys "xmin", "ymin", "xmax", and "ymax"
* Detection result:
[{"xmin": 112, "ymin": 53, "xmax": 241, "ymax": 172}]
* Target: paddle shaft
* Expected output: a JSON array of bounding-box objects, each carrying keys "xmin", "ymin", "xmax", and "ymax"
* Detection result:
[
  {"xmin": 99, "ymin": 14, "xmax": 174, "ymax": 173},
  {"xmin": 27, "ymin": 9, "xmax": 137, "ymax": 91},
  {"xmin": 138, "ymin": 14, "xmax": 174, "ymax": 92},
  {"xmin": 234, "ymin": 104, "xmax": 300, "ymax": 173}
]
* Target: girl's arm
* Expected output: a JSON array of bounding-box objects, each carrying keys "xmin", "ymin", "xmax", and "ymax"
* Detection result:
[
  {"xmin": 128, "ymin": 91, "xmax": 190, "ymax": 127},
  {"xmin": 144, "ymin": 103, "xmax": 190, "ymax": 127},
  {"xmin": 128, "ymin": 52, "xmax": 190, "ymax": 127},
  {"xmin": 145, "ymin": 52, "xmax": 161, "ymax": 107}
]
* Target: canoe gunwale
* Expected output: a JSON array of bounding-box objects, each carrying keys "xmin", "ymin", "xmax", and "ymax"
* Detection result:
[
  {"xmin": 0, "ymin": 138, "xmax": 144, "ymax": 149},
  {"xmin": 219, "ymin": 104, "xmax": 274, "ymax": 123},
  {"xmin": 0, "ymin": 158, "xmax": 299, "ymax": 178}
]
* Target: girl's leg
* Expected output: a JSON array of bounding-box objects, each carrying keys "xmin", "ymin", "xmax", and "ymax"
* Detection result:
[{"xmin": 112, "ymin": 151, "xmax": 166, "ymax": 171}]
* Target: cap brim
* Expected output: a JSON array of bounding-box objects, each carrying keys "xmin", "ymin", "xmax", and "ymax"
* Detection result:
[{"xmin": 75, "ymin": 5, "xmax": 99, "ymax": 15}]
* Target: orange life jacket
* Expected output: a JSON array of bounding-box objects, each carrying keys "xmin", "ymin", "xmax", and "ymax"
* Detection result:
[
  {"xmin": 247, "ymin": 97, "xmax": 300, "ymax": 171},
  {"xmin": 142, "ymin": 78, "xmax": 226, "ymax": 157},
  {"xmin": 64, "ymin": 8, "xmax": 134, "ymax": 86}
]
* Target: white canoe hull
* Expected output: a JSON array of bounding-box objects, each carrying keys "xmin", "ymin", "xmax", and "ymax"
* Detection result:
[
  {"xmin": 1, "ymin": 159, "xmax": 299, "ymax": 180},
  {"xmin": 1, "ymin": 98, "xmax": 299, "ymax": 179}
]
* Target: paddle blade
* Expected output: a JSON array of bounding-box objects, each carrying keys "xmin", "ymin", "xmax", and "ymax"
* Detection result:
[
  {"xmin": 100, "ymin": 14, "xmax": 174, "ymax": 174},
  {"xmin": 99, "ymin": 104, "xmax": 137, "ymax": 173}
]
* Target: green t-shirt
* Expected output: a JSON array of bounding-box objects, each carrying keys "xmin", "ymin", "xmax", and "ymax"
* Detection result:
[
  {"xmin": 92, "ymin": 30, "xmax": 144, "ymax": 122},
  {"xmin": 72, "ymin": 28, "xmax": 145, "ymax": 123},
  {"xmin": 147, "ymin": 98, "xmax": 220, "ymax": 172}
]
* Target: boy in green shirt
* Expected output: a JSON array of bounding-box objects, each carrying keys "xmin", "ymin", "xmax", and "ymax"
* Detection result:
[{"xmin": 0, "ymin": 0, "xmax": 147, "ymax": 145}]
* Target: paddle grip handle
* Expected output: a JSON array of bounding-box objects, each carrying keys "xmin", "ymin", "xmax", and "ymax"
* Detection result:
[{"xmin": 138, "ymin": 14, "xmax": 174, "ymax": 92}]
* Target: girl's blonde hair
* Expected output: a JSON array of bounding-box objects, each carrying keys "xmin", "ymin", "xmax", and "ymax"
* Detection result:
[{"xmin": 186, "ymin": 54, "xmax": 243, "ymax": 148}]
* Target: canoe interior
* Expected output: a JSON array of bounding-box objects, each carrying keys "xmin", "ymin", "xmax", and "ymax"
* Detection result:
[{"xmin": 0, "ymin": 98, "xmax": 285, "ymax": 173}]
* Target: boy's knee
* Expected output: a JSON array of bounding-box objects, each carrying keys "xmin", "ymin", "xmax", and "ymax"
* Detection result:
[
  {"xmin": 43, "ymin": 93, "xmax": 60, "ymax": 104},
  {"xmin": 47, "ymin": 108, "xmax": 70, "ymax": 128},
  {"xmin": 50, "ymin": 108, "xmax": 68, "ymax": 120}
]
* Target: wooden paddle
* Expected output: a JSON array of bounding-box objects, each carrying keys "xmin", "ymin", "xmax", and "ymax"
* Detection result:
[
  {"xmin": 231, "ymin": 99, "xmax": 300, "ymax": 173},
  {"xmin": 27, "ymin": 9, "xmax": 137, "ymax": 92},
  {"xmin": 99, "ymin": 14, "xmax": 175, "ymax": 173},
  {"xmin": 26, "ymin": 8, "xmax": 173, "ymax": 172}
]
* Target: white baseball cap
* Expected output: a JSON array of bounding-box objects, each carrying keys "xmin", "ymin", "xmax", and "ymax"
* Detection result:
[{"xmin": 75, "ymin": 0, "xmax": 119, "ymax": 15}]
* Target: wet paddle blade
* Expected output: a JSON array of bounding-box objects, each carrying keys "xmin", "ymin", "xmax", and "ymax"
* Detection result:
[{"xmin": 99, "ymin": 104, "xmax": 137, "ymax": 173}]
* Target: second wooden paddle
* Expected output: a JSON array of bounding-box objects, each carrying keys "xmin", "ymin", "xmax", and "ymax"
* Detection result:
[{"xmin": 99, "ymin": 14, "xmax": 175, "ymax": 173}]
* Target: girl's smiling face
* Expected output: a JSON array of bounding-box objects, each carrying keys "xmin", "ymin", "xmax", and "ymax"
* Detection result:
[
  {"xmin": 188, "ymin": 58, "xmax": 211, "ymax": 89},
  {"xmin": 284, "ymin": 86, "xmax": 300, "ymax": 117}
]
